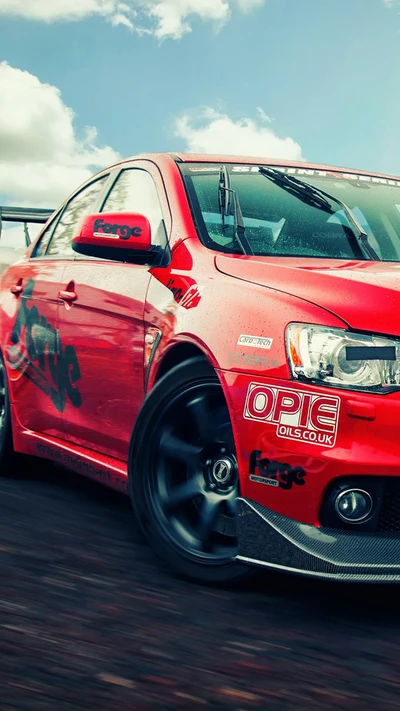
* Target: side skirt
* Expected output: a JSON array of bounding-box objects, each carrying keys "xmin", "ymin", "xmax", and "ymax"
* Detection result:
[{"xmin": 11, "ymin": 412, "xmax": 128, "ymax": 495}]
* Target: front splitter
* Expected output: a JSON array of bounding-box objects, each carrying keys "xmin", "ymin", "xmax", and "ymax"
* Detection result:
[{"xmin": 236, "ymin": 498, "xmax": 400, "ymax": 583}]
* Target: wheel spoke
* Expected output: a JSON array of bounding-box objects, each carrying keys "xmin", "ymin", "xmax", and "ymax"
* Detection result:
[
  {"xmin": 209, "ymin": 406, "xmax": 233, "ymax": 446},
  {"xmin": 164, "ymin": 479, "xmax": 203, "ymax": 513},
  {"xmin": 159, "ymin": 430, "xmax": 202, "ymax": 467},
  {"xmin": 146, "ymin": 372, "xmax": 239, "ymax": 565},
  {"xmin": 186, "ymin": 393, "xmax": 213, "ymax": 444},
  {"xmin": 197, "ymin": 497, "xmax": 223, "ymax": 550},
  {"xmin": 214, "ymin": 422, "xmax": 232, "ymax": 445}
]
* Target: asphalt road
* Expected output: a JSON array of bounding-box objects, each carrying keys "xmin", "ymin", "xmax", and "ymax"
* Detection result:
[{"xmin": 1, "ymin": 460, "xmax": 400, "ymax": 711}]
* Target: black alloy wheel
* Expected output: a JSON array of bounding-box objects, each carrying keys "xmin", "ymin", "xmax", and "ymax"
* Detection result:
[{"xmin": 129, "ymin": 358, "xmax": 252, "ymax": 585}]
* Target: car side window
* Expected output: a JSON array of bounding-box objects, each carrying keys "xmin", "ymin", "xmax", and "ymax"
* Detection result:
[
  {"xmin": 101, "ymin": 169, "xmax": 166, "ymax": 247},
  {"xmin": 31, "ymin": 220, "xmax": 58, "ymax": 258},
  {"xmin": 45, "ymin": 176, "xmax": 108, "ymax": 258}
]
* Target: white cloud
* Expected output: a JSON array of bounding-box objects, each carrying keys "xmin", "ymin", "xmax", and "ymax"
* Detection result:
[
  {"xmin": 174, "ymin": 108, "xmax": 304, "ymax": 160},
  {"xmin": 235, "ymin": 0, "xmax": 265, "ymax": 12},
  {"xmin": 0, "ymin": 0, "xmax": 264, "ymax": 39},
  {"xmin": 149, "ymin": 0, "xmax": 230, "ymax": 39},
  {"xmin": 0, "ymin": 0, "xmax": 128, "ymax": 23},
  {"xmin": 0, "ymin": 62, "xmax": 119, "ymax": 208}
]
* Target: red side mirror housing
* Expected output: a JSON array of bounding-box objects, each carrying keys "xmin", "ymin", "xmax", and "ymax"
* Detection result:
[{"xmin": 72, "ymin": 212, "xmax": 156, "ymax": 262}]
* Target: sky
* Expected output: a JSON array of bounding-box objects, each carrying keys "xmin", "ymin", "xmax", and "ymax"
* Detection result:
[{"xmin": 1, "ymin": 0, "xmax": 400, "ymax": 246}]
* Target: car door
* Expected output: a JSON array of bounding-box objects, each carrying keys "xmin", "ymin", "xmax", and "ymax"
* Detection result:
[
  {"xmin": 57, "ymin": 164, "xmax": 170, "ymax": 461},
  {"xmin": 1, "ymin": 215, "xmax": 65, "ymax": 438},
  {"xmin": 4, "ymin": 174, "xmax": 111, "ymax": 438}
]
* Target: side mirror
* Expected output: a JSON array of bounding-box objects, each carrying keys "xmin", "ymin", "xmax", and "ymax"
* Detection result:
[{"xmin": 72, "ymin": 212, "xmax": 160, "ymax": 263}]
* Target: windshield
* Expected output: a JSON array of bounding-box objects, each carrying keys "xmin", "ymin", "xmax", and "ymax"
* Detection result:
[{"xmin": 180, "ymin": 163, "xmax": 400, "ymax": 261}]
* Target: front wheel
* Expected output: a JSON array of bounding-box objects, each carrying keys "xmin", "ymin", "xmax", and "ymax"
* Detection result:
[{"xmin": 129, "ymin": 358, "xmax": 252, "ymax": 586}]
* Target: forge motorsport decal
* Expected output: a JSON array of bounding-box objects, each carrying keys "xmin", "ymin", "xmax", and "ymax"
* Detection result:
[
  {"xmin": 244, "ymin": 383, "xmax": 340, "ymax": 448},
  {"xmin": 93, "ymin": 219, "xmax": 142, "ymax": 240},
  {"xmin": 7, "ymin": 279, "xmax": 82, "ymax": 413},
  {"xmin": 249, "ymin": 450, "xmax": 306, "ymax": 490}
]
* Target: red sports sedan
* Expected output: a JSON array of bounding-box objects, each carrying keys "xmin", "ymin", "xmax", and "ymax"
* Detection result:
[{"xmin": 1, "ymin": 153, "xmax": 400, "ymax": 584}]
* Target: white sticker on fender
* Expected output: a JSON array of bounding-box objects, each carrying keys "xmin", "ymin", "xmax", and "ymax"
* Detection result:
[
  {"xmin": 243, "ymin": 383, "xmax": 340, "ymax": 448},
  {"xmin": 237, "ymin": 334, "xmax": 273, "ymax": 350}
]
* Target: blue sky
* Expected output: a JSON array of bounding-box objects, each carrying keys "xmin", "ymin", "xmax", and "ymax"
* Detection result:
[{"xmin": 0, "ymin": 0, "xmax": 400, "ymax": 229}]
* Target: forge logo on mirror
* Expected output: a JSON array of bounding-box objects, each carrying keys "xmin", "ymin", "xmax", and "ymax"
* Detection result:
[
  {"xmin": 243, "ymin": 383, "xmax": 340, "ymax": 447},
  {"xmin": 93, "ymin": 219, "xmax": 142, "ymax": 240}
]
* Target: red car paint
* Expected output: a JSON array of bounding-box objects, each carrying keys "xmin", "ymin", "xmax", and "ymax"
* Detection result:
[{"xmin": 1, "ymin": 152, "xmax": 400, "ymax": 548}]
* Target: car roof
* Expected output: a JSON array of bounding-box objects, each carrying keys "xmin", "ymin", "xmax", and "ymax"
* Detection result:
[{"xmin": 116, "ymin": 152, "xmax": 400, "ymax": 181}]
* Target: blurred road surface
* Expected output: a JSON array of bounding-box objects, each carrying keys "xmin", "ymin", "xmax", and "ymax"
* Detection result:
[{"xmin": 1, "ymin": 461, "xmax": 400, "ymax": 711}]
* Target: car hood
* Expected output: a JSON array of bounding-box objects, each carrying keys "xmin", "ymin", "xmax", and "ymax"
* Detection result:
[{"xmin": 215, "ymin": 255, "xmax": 400, "ymax": 337}]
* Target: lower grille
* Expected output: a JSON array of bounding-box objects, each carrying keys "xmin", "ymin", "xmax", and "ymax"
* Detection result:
[{"xmin": 377, "ymin": 481, "xmax": 400, "ymax": 531}]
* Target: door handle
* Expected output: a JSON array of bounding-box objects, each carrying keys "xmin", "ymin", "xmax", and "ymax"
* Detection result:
[
  {"xmin": 58, "ymin": 289, "xmax": 77, "ymax": 303},
  {"xmin": 10, "ymin": 278, "xmax": 23, "ymax": 296}
]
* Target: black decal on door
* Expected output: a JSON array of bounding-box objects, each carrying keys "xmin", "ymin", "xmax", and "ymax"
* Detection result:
[{"xmin": 7, "ymin": 278, "xmax": 82, "ymax": 412}]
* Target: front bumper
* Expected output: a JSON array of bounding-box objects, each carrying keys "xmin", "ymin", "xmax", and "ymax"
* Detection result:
[{"xmin": 236, "ymin": 497, "xmax": 400, "ymax": 582}]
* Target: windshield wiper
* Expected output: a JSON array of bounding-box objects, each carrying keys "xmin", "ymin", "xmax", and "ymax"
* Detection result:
[
  {"xmin": 258, "ymin": 166, "xmax": 380, "ymax": 261},
  {"xmin": 219, "ymin": 165, "xmax": 253, "ymax": 255}
]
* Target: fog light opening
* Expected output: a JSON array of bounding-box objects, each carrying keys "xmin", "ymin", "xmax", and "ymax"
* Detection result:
[{"xmin": 334, "ymin": 489, "xmax": 373, "ymax": 523}]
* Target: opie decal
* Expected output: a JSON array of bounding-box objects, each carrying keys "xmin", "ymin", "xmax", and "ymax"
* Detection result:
[
  {"xmin": 7, "ymin": 279, "xmax": 82, "ymax": 413},
  {"xmin": 249, "ymin": 450, "xmax": 306, "ymax": 490},
  {"xmin": 237, "ymin": 334, "xmax": 273, "ymax": 350},
  {"xmin": 244, "ymin": 383, "xmax": 340, "ymax": 448},
  {"xmin": 93, "ymin": 218, "xmax": 142, "ymax": 240}
]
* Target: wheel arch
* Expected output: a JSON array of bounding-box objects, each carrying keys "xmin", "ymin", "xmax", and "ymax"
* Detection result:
[
  {"xmin": 149, "ymin": 338, "xmax": 237, "ymax": 421},
  {"xmin": 153, "ymin": 341, "xmax": 211, "ymax": 384},
  {"xmin": 146, "ymin": 338, "xmax": 242, "ymax": 477}
]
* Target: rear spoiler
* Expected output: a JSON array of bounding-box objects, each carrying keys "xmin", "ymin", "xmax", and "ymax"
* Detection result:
[{"xmin": 0, "ymin": 206, "xmax": 55, "ymax": 247}]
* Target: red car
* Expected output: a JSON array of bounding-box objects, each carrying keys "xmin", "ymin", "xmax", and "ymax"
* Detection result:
[{"xmin": 1, "ymin": 153, "xmax": 400, "ymax": 585}]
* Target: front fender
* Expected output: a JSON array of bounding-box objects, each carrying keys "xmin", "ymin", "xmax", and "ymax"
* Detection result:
[{"xmin": 145, "ymin": 260, "xmax": 348, "ymax": 387}]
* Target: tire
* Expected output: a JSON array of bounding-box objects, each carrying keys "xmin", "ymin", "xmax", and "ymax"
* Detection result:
[
  {"xmin": 129, "ymin": 357, "xmax": 253, "ymax": 586},
  {"xmin": 0, "ymin": 351, "xmax": 15, "ymax": 474}
]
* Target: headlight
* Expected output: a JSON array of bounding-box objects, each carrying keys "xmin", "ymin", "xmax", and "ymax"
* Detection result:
[{"xmin": 286, "ymin": 324, "xmax": 400, "ymax": 393}]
